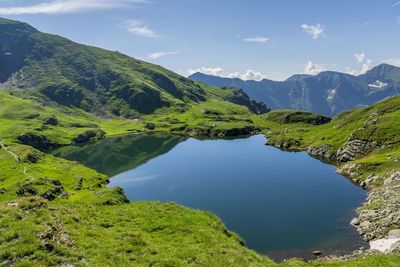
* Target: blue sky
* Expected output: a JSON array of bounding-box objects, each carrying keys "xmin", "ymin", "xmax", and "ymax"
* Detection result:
[{"xmin": 0, "ymin": 0, "xmax": 399, "ymax": 80}]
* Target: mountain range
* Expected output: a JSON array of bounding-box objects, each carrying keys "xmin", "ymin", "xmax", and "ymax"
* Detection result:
[
  {"xmin": 0, "ymin": 17, "xmax": 267, "ymax": 117},
  {"xmin": 189, "ymin": 64, "xmax": 400, "ymax": 116}
]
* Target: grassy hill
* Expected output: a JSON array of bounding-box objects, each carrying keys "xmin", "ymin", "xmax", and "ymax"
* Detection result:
[
  {"xmin": 1, "ymin": 17, "xmax": 400, "ymax": 266},
  {"xmin": 0, "ymin": 17, "xmax": 267, "ymax": 117}
]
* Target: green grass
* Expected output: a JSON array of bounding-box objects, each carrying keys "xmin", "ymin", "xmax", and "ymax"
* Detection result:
[
  {"xmin": 0, "ymin": 199, "xmax": 274, "ymax": 267},
  {"xmin": 2, "ymin": 91, "xmax": 400, "ymax": 266}
]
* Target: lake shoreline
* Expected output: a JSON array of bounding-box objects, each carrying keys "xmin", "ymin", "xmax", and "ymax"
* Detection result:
[{"xmin": 54, "ymin": 132, "xmax": 368, "ymax": 262}]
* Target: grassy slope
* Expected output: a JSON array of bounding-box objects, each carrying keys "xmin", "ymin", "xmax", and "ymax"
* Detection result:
[
  {"xmin": 0, "ymin": 90, "xmax": 276, "ymax": 266},
  {"xmin": 2, "ymin": 91, "xmax": 400, "ymax": 266}
]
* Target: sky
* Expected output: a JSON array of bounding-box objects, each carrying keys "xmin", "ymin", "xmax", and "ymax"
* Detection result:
[{"xmin": 0, "ymin": 0, "xmax": 399, "ymax": 81}]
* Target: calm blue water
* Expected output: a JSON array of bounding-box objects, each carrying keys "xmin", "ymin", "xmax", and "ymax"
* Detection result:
[{"xmin": 53, "ymin": 134, "xmax": 367, "ymax": 261}]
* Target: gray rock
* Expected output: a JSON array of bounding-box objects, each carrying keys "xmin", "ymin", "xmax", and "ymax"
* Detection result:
[
  {"xmin": 307, "ymin": 145, "xmax": 335, "ymax": 160},
  {"xmin": 388, "ymin": 229, "xmax": 400, "ymax": 238},
  {"xmin": 337, "ymin": 140, "xmax": 376, "ymax": 162},
  {"xmin": 351, "ymin": 218, "xmax": 360, "ymax": 226}
]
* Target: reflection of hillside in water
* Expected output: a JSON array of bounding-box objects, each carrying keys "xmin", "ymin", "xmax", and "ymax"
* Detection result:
[{"xmin": 52, "ymin": 134, "xmax": 187, "ymax": 176}]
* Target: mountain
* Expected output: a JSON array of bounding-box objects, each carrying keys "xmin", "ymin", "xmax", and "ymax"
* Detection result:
[
  {"xmin": 189, "ymin": 64, "xmax": 400, "ymax": 116},
  {"xmin": 0, "ymin": 17, "xmax": 267, "ymax": 117}
]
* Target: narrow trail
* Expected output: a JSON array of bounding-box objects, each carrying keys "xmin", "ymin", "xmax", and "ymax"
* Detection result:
[
  {"xmin": 1, "ymin": 140, "xmax": 34, "ymax": 180},
  {"xmin": 0, "ymin": 140, "xmax": 20, "ymax": 163}
]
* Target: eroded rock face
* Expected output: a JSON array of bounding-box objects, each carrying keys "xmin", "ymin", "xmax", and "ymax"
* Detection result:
[
  {"xmin": 307, "ymin": 145, "xmax": 335, "ymax": 161},
  {"xmin": 337, "ymin": 140, "xmax": 377, "ymax": 162}
]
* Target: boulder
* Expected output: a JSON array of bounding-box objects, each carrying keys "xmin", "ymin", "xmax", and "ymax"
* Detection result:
[
  {"xmin": 351, "ymin": 218, "xmax": 360, "ymax": 226},
  {"xmin": 312, "ymin": 251, "xmax": 322, "ymax": 256},
  {"xmin": 44, "ymin": 116, "xmax": 59, "ymax": 126}
]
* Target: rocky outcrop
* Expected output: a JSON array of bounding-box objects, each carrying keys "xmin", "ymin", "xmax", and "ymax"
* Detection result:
[
  {"xmin": 18, "ymin": 132, "xmax": 55, "ymax": 151},
  {"xmin": 73, "ymin": 129, "xmax": 106, "ymax": 144},
  {"xmin": 222, "ymin": 87, "xmax": 270, "ymax": 115},
  {"xmin": 336, "ymin": 140, "xmax": 377, "ymax": 162},
  {"xmin": 307, "ymin": 145, "xmax": 335, "ymax": 161},
  {"xmin": 351, "ymin": 177, "xmax": 400, "ymax": 250}
]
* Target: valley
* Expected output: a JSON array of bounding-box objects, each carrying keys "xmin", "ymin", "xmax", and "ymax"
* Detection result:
[{"xmin": 0, "ymin": 17, "xmax": 400, "ymax": 267}]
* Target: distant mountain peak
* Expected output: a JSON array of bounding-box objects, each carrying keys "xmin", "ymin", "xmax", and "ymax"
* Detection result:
[{"xmin": 190, "ymin": 64, "xmax": 400, "ymax": 116}]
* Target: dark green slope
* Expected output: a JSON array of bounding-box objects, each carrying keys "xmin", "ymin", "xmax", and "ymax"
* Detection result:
[{"xmin": 0, "ymin": 17, "xmax": 267, "ymax": 117}]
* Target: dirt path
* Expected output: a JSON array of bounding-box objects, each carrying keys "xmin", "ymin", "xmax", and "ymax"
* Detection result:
[
  {"xmin": 1, "ymin": 140, "xmax": 33, "ymax": 180},
  {"xmin": 0, "ymin": 140, "xmax": 20, "ymax": 163}
]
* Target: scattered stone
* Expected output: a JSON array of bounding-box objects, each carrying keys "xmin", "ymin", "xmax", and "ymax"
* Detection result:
[{"xmin": 313, "ymin": 250, "xmax": 322, "ymax": 256}]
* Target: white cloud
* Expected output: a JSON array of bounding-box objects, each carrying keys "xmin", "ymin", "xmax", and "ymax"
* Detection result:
[
  {"xmin": 303, "ymin": 61, "xmax": 326, "ymax": 75},
  {"xmin": 0, "ymin": 0, "xmax": 147, "ymax": 15},
  {"xmin": 148, "ymin": 51, "xmax": 178, "ymax": 59},
  {"xmin": 393, "ymin": 1, "xmax": 400, "ymax": 7},
  {"xmin": 301, "ymin": 23, "xmax": 326, "ymax": 39},
  {"xmin": 228, "ymin": 69, "xmax": 267, "ymax": 81},
  {"xmin": 187, "ymin": 67, "xmax": 267, "ymax": 81},
  {"xmin": 384, "ymin": 58, "xmax": 400, "ymax": 67},
  {"xmin": 125, "ymin": 20, "xmax": 157, "ymax": 38},
  {"xmin": 354, "ymin": 53, "xmax": 366, "ymax": 64},
  {"xmin": 360, "ymin": 59, "xmax": 373, "ymax": 74},
  {"xmin": 243, "ymin": 36, "xmax": 270, "ymax": 43},
  {"xmin": 346, "ymin": 54, "xmax": 374, "ymax": 75},
  {"xmin": 187, "ymin": 67, "xmax": 225, "ymax": 77}
]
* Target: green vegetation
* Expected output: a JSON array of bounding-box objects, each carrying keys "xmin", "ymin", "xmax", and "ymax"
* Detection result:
[{"xmin": 1, "ymin": 17, "xmax": 400, "ymax": 266}]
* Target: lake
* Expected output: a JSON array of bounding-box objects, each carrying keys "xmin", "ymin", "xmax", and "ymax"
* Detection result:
[{"xmin": 52, "ymin": 134, "xmax": 367, "ymax": 261}]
